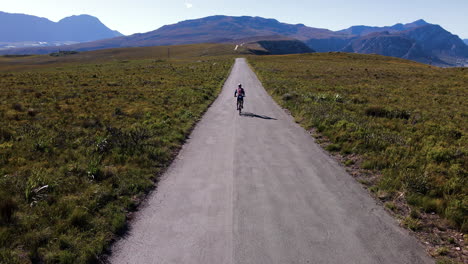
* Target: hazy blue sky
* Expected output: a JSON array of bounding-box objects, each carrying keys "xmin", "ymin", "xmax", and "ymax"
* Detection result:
[{"xmin": 2, "ymin": 0, "xmax": 468, "ymax": 38}]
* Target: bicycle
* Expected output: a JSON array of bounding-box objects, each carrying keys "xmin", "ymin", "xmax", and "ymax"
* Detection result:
[{"xmin": 237, "ymin": 96, "xmax": 244, "ymax": 115}]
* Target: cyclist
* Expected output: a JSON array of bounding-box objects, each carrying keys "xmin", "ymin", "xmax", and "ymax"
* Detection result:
[{"xmin": 234, "ymin": 83, "xmax": 245, "ymax": 110}]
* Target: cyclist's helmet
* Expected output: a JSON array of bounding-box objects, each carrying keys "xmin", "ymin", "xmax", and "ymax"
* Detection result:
[{"xmin": 238, "ymin": 83, "xmax": 242, "ymax": 87}]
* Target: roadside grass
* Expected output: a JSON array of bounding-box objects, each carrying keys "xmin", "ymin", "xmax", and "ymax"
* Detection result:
[
  {"xmin": 248, "ymin": 52, "xmax": 467, "ymax": 231},
  {"xmin": 0, "ymin": 50, "xmax": 233, "ymax": 263}
]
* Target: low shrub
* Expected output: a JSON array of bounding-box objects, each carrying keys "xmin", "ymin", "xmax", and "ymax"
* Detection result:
[
  {"xmin": 0, "ymin": 195, "xmax": 17, "ymax": 224},
  {"xmin": 436, "ymin": 247, "xmax": 450, "ymax": 256},
  {"xmin": 0, "ymin": 249, "xmax": 21, "ymax": 264},
  {"xmin": 325, "ymin": 143, "xmax": 341, "ymax": 152},
  {"xmin": 282, "ymin": 93, "xmax": 296, "ymax": 101},
  {"xmin": 69, "ymin": 207, "xmax": 90, "ymax": 229},
  {"xmin": 0, "ymin": 128, "xmax": 13, "ymax": 141},
  {"xmin": 27, "ymin": 108, "xmax": 38, "ymax": 117},
  {"xmin": 365, "ymin": 106, "xmax": 410, "ymax": 119},
  {"xmin": 402, "ymin": 216, "xmax": 422, "ymax": 231},
  {"xmin": 11, "ymin": 103, "xmax": 23, "ymax": 112},
  {"xmin": 385, "ymin": 202, "xmax": 397, "ymax": 212},
  {"xmin": 435, "ymin": 257, "xmax": 459, "ymax": 264}
]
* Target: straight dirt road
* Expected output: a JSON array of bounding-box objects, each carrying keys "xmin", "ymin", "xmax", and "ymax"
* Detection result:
[{"xmin": 109, "ymin": 58, "xmax": 433, "ymax": 264}]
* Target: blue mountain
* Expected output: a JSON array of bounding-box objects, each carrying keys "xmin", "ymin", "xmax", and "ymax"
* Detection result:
[{"xmin": 0, "ymin": 11, "xmax": 122, "ymax": 42}]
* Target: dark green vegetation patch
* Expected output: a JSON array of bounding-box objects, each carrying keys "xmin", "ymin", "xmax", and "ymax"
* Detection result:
[
  {"xmin": 249, "ymin": 53, "xmax": 467, "ymax": 231},
  {"xmin": 0, "ymin": 55, "xmax": 232, "ymax": 263}
]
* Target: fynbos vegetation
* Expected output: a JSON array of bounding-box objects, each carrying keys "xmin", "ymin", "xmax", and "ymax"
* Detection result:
[
  {"xmin": 0, "ymin": 54, "xmax": 232, "ymax": 263},
  {"xmin": 249, "ymin": 53, "xmax": 467, "ymax": 232}
]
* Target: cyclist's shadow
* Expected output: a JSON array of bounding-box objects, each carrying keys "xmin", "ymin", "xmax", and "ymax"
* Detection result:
[{"xmin": 240, "ymin": 112, "xmax": 277, "ymax": 120}]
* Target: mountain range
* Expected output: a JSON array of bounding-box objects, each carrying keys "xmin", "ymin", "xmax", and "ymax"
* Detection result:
[
  {"xmin": 0, "ymin": 11, "xmax": 122, "ymax": 45},
  {"xmin": 339, "ymin": 22, "xmax": 468, "ymax": 65},
  {"xmin": 1, "ymin": 13, "xmax": 467, "ymax": 66}
]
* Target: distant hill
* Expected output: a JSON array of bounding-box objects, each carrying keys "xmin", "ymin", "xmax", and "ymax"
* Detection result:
[
  {"xmin": 340, "ymin": 24, "xmax": 468, "ymax": 66},
  {"xmin": 403, "ymin": 24, "xmax": 468, "ymax": 59},
  {"xmin": 302, "ymin": 20, "xmax": 430, "ymax": 52},
  {"xmin": 338, "ymin": 19, "xmax": 429, "ymax": 36},
  {"xmin": 1, "ymin": 15, "xmax": 467, "ymax": 66},
  {"xmin": 463, "ymin": 39, "xmax": 468, "ymax": 45},
  {"xmin": 87, "ymin": 15, "xmax": 340, "ymax": 47},
  {"xmin": 0, "ymin": 11, "xmax": 122, "ymax": 43},
  {"xmin": 0, "ymin": 15, "xmax": 327, "ymax": 56},
  {"xmin": 341, "ymin": 31, "xmax": 446, "ymax": 65},
  {"xmin": 312, "ymin": 20, "xmax": 468, "ymax": 66}
]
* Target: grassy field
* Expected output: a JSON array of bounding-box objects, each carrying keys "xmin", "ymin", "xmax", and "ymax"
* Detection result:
[
  {"xmin": 248, "ymin": 53, "xmax": 467, "ymax": 234},
  {"xmin": 0, "ymin": 43, "xmax": 247, "ymax": 72},
  {"xmin": 0, "ymin": 44, "xmax": 236, "ymax": 263}
]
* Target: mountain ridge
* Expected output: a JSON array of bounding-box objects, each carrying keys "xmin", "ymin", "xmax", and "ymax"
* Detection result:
[
  {"xmin": 339, "ymin": 23, "xmax": 468, "ymax": 66},
  {"xmin": 0, "ymin": 11, "xmax": 122, "ymax": 43},
  {"xmin": 337, "ymin": 19, "xmax": 430, "ymax": 36},
  {"xmin": 341, "ymin": 31, "xmax": 445, "ymax": 65},
  {"xmin": 1, "ymin": 14, "xmax": 467, "ymax": 66}
]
